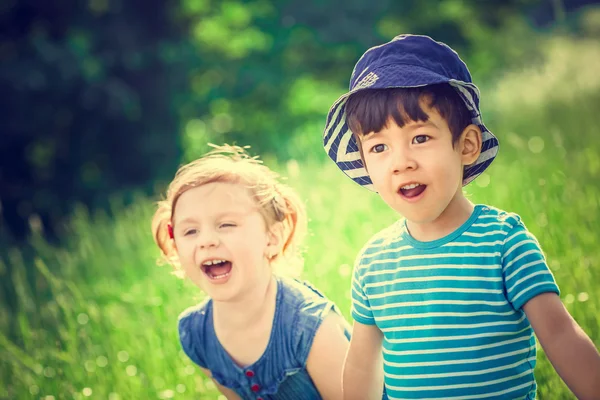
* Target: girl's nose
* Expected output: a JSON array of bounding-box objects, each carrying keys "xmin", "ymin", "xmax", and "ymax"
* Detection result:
[{"xmin": 198, "ymin": 231, "xmax": 219, "ymax": 249}]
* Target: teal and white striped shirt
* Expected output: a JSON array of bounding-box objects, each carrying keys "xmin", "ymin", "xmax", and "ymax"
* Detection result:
[{"xmin": 351, "ymin": 205, "xmax": 559, "ymax": 400}]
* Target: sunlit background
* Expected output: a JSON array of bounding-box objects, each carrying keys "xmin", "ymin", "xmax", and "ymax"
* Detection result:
[{"xmin": 1, "ymin": 1, "xmax": 600, "ymax": 399}]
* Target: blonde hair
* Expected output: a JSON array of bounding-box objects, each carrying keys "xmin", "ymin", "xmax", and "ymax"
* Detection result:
[{"xmin": 151, "ymin": 144, "xmax": 307, "ymax": 276}]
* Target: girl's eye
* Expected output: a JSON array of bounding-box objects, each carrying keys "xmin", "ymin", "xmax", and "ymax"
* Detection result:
[
  {"xmin": 184, "ymin": 229, "xmax": 198, "ymax": 236},
  {"xmin": 370, "ymin": 143, "xmax": 388, "ymax": 153},
  {"xmin": 412, "ymin": 135, "xmax": 430, "ymax": 144},
  {"xmin": 219, "ymin": 223, "xmax": 236, "ymax": 229}
]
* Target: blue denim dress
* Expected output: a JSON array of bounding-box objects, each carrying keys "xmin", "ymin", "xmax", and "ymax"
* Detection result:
[{"xmin": 178, "ymin": 276, "xmax": 351, "ymax": 400}]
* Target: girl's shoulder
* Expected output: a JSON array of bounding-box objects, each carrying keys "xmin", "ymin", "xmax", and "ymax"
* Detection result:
[
  {"xmin": 277, "ymin": 276, "xmax": 334, "ymax": 317},
  {"xmin": 178, "ymin": 297, "xmax": 211, "ymax": 320},
  {"xmin": 276, "ymin": 276, "xmax": 350, "ymax": 358},
  {"xmin": 177, "ymin": 297, "xmax": 213, "ymax": 368},
  {"xmin": 178, "ymin": 297, "xmax": 212, "ymax": 334}
]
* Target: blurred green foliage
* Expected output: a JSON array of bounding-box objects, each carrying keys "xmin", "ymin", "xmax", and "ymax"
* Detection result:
[
  {"xmin": 2, "ymin": 0, "xmax": 599, "ymax": 242},
  {"xmin": 2, "ymin": 1, "xmax": 600, "ymax": 399},
  {"xmin": 1, "ymin": 31, "xmax": 600, "ymax": 398}
]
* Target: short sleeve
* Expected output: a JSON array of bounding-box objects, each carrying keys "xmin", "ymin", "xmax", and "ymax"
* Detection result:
[
  {"xmin": 293, "ymin": 291, "xmax": 337, "ymax": 365},
  {"xmin": 502, "ymin": 220, "xmax": 559, "ymax": 310},
  {"xmin": 178, "ymin": 310, "xmax": 207, "ymax": 368},
  {"xmin": 351, "ymin": 256, "xmax": 376, "ymax": 325}
]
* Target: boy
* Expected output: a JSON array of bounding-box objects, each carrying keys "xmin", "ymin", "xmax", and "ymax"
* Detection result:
[{"xmin": 322, "ymin": 35, "xmax": 600, "ymax": 399}]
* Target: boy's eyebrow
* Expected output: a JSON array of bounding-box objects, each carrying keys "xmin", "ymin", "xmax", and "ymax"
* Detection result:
[
  {"xmin": 361, "ymin": 120, "xmax": 438, "ymax": 142},
  {"xmin": 360, "ymin": 131, "xmax": 381, "ymax": 141},
  {"xmin": 397, "ymin": 120, "xmax": 439, "ymax": 132},
  {"xmin": 407, "ymin": 120, "xmax": 437, "ymax": 129}
]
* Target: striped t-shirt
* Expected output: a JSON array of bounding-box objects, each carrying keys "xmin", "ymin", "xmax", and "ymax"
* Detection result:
[{"xmin": 351, "ymin": 205, "xmax": 559, "ymax": 400}]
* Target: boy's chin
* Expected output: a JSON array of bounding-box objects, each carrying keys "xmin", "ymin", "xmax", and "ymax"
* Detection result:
[
  {"xmin": 399, "ymin": 207, "xmax": 445, "ymax": 225},
  {"xmin": 404, "ymin": 214, "xmax": 439, "ymax": 225}
]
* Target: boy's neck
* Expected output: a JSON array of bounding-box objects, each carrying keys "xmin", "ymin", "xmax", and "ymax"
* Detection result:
[
  {"xmin": 406, "ymin": 192, "xmax": 475, "ymax": 242},
  {"xmin": 212, "ymin": 275, "xmax": 278, "ymax": 333}
]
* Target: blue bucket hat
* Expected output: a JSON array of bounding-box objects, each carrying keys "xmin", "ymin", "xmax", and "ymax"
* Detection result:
[{"xmin": 322, "ymin": 34, "xmax": 499, "ymax": 191}]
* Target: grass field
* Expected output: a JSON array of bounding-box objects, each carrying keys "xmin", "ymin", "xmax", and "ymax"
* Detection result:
[{"xmin": 1, "ymin": 36, "xmax": 599, "ymax": 399}]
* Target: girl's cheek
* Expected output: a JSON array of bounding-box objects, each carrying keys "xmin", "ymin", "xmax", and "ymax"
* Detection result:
[{"xmin": 177, "ymin": 244, "xmax": 195, "ymax": 263}]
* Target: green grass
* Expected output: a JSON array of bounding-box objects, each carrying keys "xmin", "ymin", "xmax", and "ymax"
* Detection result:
[{"xmin": 1, "ymin": 36, "xmax": 600, "ymax": 399}]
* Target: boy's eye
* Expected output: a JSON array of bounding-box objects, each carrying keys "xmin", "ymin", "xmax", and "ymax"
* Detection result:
[
  {"xmin": 412, "ymin": 135, "xmax": 430, "ymax": 144},
  {"xmin": 219, "ymin": 223, "xmax": 236, "ymax": 229},
  {"xmin": 370, "ymin": 144, "xmax": 388, "ymax": 153}
]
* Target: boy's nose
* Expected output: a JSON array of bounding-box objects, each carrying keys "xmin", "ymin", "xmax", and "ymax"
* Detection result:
[{"xmin": 391, "ymin": 148, "xmax": 417, "ymax": 173}]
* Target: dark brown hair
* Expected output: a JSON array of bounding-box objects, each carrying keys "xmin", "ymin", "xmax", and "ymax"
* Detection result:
[{"xmin": 345, "ymin": 83, "xmax": 472, "ymax": 147}]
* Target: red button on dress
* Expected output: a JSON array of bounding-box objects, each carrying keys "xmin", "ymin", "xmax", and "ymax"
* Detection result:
[
  {"xmin": 245, "ymin": 370, "xmax": 254, "ymax": 378},
  {"xmin": 251, "ymin": 384, "xmax": 260, "ymax": 392}
]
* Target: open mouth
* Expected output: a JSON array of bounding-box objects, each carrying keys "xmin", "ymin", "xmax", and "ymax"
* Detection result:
[
  {"xmin": 201, "ymin": 259, "xmax": 232, "ymax": 280},
  {"xmin": 399, "ymin": 183, "xmax": 427, "ymax": 199}
]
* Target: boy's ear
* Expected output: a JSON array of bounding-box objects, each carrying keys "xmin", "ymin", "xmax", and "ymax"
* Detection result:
[{"xmin": 460, "ymin": 124, "xmax": 482, "ymax": 166}]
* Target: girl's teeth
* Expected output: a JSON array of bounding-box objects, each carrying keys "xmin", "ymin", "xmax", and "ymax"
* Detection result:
[{"xmin": 203, "ymin": 259, "xmax": 226, "ymax": 266}]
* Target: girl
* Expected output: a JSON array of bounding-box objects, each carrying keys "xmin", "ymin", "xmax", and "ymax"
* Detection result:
[{"xmin": 152, "ymin": 145, "xmax": 351, "ymax": 400}]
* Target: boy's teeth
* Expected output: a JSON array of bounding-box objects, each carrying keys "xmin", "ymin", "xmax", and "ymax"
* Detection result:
[
  {"xmin": 402, "ymin": 183, "xmax": 421, "ymax": 189},
  {"xmin": 203, "ymin": 259, "xmax": 226, "ymax": 266}
]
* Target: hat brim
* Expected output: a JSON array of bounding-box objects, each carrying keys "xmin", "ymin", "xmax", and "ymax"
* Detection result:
[{"xmin": 323, "ymin": 65, "xmax": 498, "ymax": 192}]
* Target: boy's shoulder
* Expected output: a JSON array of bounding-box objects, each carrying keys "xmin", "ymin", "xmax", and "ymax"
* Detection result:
[
  {"xmin": 355, "ymin": 219, "xmax": 405, "ymax": 262},
  {"xmin": 355, "ymin": 205, "xmax": 527, "ymax": 262},
  {"xmin": 478, "ymin": 204, "xmax": 524, "ymax": 229}
]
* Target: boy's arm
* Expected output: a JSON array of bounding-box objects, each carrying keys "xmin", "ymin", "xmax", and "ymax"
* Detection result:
[
  {"xmin": 523, "ymin": 292, "xmax": 600, "ymax": 400},
  {"xmin": 343, "ymin": 321, "xmax": 385, "ymax": 400}
]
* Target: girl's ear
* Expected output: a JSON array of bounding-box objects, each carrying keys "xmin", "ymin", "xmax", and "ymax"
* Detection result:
[
  {"xmin": 265, "ymin": 221, "xmax": 284, "ymax": 260},
  {"xmin": 460, "ymin": 124, "xmax": 482, "ymax": 166}
]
